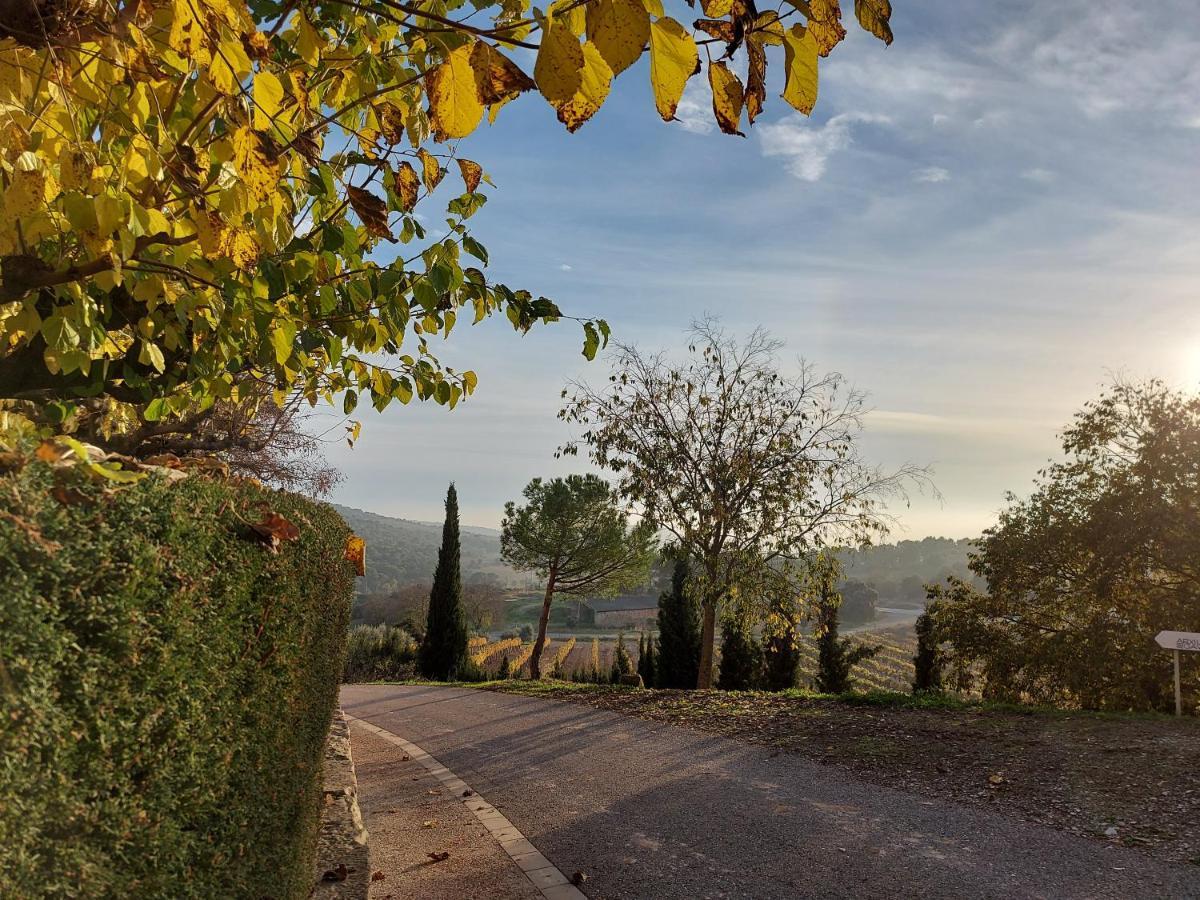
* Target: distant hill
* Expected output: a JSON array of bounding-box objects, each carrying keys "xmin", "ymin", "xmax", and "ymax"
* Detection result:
[
  {"xmin": 839, "ymin": 537, "xmax": 979, "ymax": 606},
  {"xmin": 332, "ymin": 505, "xmax": 516, "ymax": 595}
]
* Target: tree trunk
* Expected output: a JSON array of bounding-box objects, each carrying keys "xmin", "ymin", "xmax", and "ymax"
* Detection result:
[
  {"xmin": 529, "ymin": 573, "xmax": 555, "ymax": 680},
  {"xmin": 697, "ymin": 599, "xmax": 717, "ymax": 689}
]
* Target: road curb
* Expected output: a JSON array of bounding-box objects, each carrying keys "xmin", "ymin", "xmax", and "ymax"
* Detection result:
[{"xmin": 344, "ymin": 713, "xmax": 587, "ymax": 900}]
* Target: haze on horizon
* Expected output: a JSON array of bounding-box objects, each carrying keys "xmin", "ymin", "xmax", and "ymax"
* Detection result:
[{"xmin": 321, "ymin": 1, "xmax": 1200, "ymax": 540}]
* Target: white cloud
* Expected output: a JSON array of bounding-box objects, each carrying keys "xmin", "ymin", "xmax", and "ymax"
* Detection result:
[
  {"xmin": 758, "ymin": 112, "xmax": 890, "ymax": 181},
  {"xmin": 913, "ymin": 166, "xmax": 950, "ymax": 183},
  {"xmin": 672, "ymin": 79, "xmax": 715, "ymax": 134},
  {"xmin": 988, "ymin": 4, "xmax": 1200, "ymax": 123},
  {"xmin": 558, "ymin": 263, "xmax": 573, "ymax": 271}
]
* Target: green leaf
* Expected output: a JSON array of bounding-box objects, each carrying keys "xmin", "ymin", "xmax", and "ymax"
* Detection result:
[
  {"xmin": 143, "ymin": 397, "xmax": 170, "ymax": 422},
  {"xmin": 272, "ymin": 322, "xmax": 297, "ymax": 366},
  {"xmin": 139, "ymin": 340, "xmax": 166, "ymax": 374}
]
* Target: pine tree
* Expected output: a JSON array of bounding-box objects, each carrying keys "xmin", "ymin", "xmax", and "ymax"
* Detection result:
[
  {"xmin": 718, "ymin": 621, "xmax": 763, "ymax": 690},
  {"xmin": 637, "ymin": 633, "xmax": 647, "ymax": 680},
  {"xmin": 656, "ymin": 558, "xmax": 702, "ymax": 688},
  {"xmin": 418, "ymin": 484, "xmax": 469, "ymax": 680},
  {"xmin": 912, "ymin": 608, "xmax": 944, "ymax": 694},
  {"xmin": 498, "ymin": 654, "xmax": 511, "ymax": 680},
  {"xmin": 813, "ymin": 574, "xmax": 878, "ymax": 694}
]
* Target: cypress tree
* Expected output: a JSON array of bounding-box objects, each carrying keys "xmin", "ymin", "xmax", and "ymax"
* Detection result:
[
  {"xmin": 611, "ymin": 632, "xmax": 633, "ymax": 683},
  {"xmin": 636, "ymin": 633, "xmax": 647, "ymax": 681},
  {"xmin": 762, "ymin": 626, "xmax": 802, "ymax": 691},
  {"xmin": 813, "ymin": 579, "xmax": 878, "ymax": 694},
  {"xmin": 912, "ymin": 608, "xmax": 944, "ymax": 694},
  {"xmin": 418, "ymin": 484, "xmax": 469, "ymax": 680},
  {"xmin": 656, "ymin": 558, "xmax": 701, "ymax": 688},
  {"xmin": 718, "ymin": 620, "xmax": 762, "ymax": 690}
]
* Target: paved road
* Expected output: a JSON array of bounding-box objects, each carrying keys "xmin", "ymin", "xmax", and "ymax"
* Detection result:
[{"xmin": 342, "ymin": 685, "xmax": 1198, "ymax": 900}]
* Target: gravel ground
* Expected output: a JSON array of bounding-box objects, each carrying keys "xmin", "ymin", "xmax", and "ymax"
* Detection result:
[
  {"xmin": 351, "ymin": 725, "xmax": 541, "ymax": 900},
  {"xmin": 342, "ymin": 684, "xmax": 1200, "ymax": 900}
]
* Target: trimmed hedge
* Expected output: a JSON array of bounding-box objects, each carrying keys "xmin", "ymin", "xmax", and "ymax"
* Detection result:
[{"xmin": 0, "ymin": 463, "xmax": 356, "ymax": 899}]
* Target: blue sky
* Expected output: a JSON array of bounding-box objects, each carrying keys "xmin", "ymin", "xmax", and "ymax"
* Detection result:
[{"xmin": 322, "ymin": 1, "xmax": 1200, "ymax": 538}]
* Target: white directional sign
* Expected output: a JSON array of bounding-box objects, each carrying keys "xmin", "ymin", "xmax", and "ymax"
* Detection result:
[
  {"xmin": 1156, "ymin": 631, "xmax": 1200, "ymax": 716},
  {"xmin": 1155, "ymin": 631, "xmax": 1200, "ymax": 652}
]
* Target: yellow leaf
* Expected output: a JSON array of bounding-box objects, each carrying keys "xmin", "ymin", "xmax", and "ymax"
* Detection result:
[
  {"xmin": 470, "ymin": 42, "xmax": 536, "ymax": 110},
  {"xmin": 708, "ymin": 61, "xmax": 744, "ymax": 136},
  {"xmin": 457, "ymin": 158, "xmax": 483, "ymax": 193},
  {"xmin": 642, "ymin": 0, "xmax": 664, "ymax": 16},
  {"xmin": 806, "ymin": 0, "xmax": 846, "ymax": 57},
  {"xmin": 745, "ymin": 37, "xmax": 767, "ymax": 124},
  {"xmin": 854, "ymin": 0, "xmax": 893, "ymax": 45},
  {"xmin": 231, "ymin": 126, "xmax": 278, "ymax": 203},
  {"xmin": 5, "ymin": 168, "xmax": 47, "ymax": 218},
  {"xmin": 394, "ymin": 161, "xmax": 420, "ymax": 212},
  {"xmin": 416, "ymin": 148, "xmax": 444, "ymax": 193},
  {"xmin": 253, "ymin": 71, "xmax": 285, "ymax": 130},
  {"xmin": 648, "ymin": 17, "xmax": 698, "ymax": 122},
  {"xmin": 535, "ymin": 19, "xmax": 584, "ymax": 105},
  {"xmin": 781, "ymin": 25, "xmax": 819, "ymax": 115},
  {"xmin": 700, "ymin": 0, "xmax": 733, "ymax": 16},
  {"xmin": 193, "ymin": 211, "xmax": 226, "ymax": 255},
  {"xmin": 346, "ymin": 186, "xmax": 392, "ymax": 240},
  {"xmin": 210, "ymin": 35, "xmax": 252, "ymax": 96},
  {"xmin": 586, "ymin": 0, "xmax": 650, "ymax": 76},
  {"xmin": 293, "ymin": 12, "xmax": 325, "ymax": 65},
  {"xmin": 548, "ymin": 0, "xmax": 587, "ymax": 36},
  {"xmin": 426, "ymin": 43, "xmax": 484, "ymax": 141},
  {"xmin": 168, "ymin": 0, "xmax": 211, "ymax": 65},
  {"xmin": 554, "ymin": 41, "xmax": 613, "ymax": 132},
  {"xmin": 754, "ymin": 11, "xmax": 786, "ymax": 45},
  {"xmin": 222, "ymin": 227, "xmax": 260, "ymax": 270}
]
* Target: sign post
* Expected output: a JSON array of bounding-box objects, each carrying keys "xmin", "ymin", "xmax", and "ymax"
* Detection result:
[{"xmin": 1155, "ymin": 631, "xmax": 1200, "ymax": 716}]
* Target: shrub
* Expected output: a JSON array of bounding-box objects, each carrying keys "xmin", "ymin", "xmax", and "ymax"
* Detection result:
[
  {"xmin": 343, "ymin": 625, "xmax": 418, "ymax": 682},
  {"xmin": 0, "ymin": 462, "xmax": 356, "ymax": 900}
]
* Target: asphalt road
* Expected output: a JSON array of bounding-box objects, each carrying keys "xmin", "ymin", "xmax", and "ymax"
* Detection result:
[{"xmin": 341, "ymin": 684, "xmax": 1198, "ymax": 900}]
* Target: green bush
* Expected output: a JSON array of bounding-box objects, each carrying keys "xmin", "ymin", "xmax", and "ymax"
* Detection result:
[
  {"xmin": 343, "ymin": 624, "xmax": 418, "ymax": 682},
  {"xmin": 0, "ymin": 462, "xmax": 356, "ymax": 899}
]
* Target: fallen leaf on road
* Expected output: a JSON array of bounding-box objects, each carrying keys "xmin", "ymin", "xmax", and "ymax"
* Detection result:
[
  {"xmin": 371, "ymin": 871, "xmax": 386, "ymax": 882},
  {"xmin": 427, "ymin": 851, "xmax": 450, "ymax": 862},
  {"xmin": 422, "ymin": 820, "xmax": 438, "ymax": 828},
  {"xmin": 426, "ymin": 789, "xmax": 442, "ymax": 795},
  {"xmin": 571, "ymin": 871, "xmax": 588, "ymax": 885},
  {"xmin": 462, "ymin": 788, "xmax": 474, "ymax": 797},
  {"xmin": 321, "ymin": 864, "xmax": 348, "ymax": 882}
]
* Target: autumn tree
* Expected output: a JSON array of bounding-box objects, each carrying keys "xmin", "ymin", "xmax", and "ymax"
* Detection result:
[
  {"xmin": 501, "ymin": 474, "xmax": 656, "ymax": 679},
  {"xmin": 419, "ymin": 483, "xmax": 469, "ymax": 679},
  {"xmin": 934, "ymin": 380, "xmax": 1200, "ymax": 712},
  {"xmin": 561, "ymin": 321, "xmax": 922, "ymax": 687},
  {"xmin": 0, "ymin": 0, "xmax": 893, "ymax": 454}
]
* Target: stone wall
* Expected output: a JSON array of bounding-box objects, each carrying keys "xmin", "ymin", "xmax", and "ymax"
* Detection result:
[{"xmin": 312, "ymin": 710, "xmax": 370, "ymax": 898}]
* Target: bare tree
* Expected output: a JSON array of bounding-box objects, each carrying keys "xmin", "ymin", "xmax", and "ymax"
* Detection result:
[
  {"xmin": 66, "ymin": 384, "xmax": 344, "ymax": 497},
  {"xmin": 560, "ymin": 320, "xmax": 928, "ymax": 688}
]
